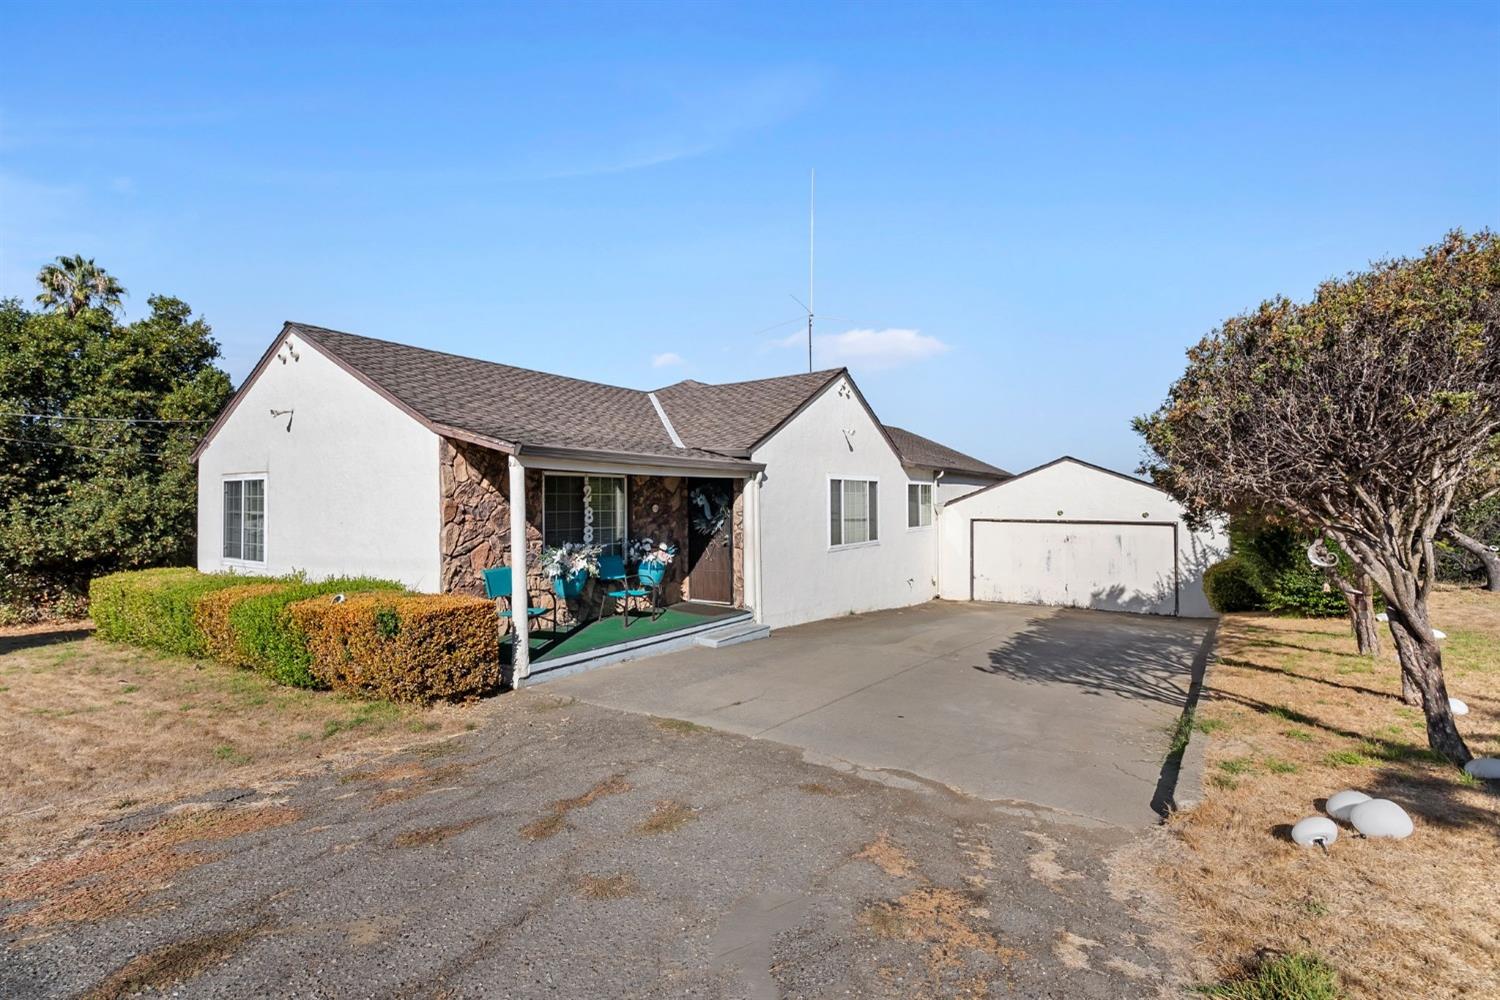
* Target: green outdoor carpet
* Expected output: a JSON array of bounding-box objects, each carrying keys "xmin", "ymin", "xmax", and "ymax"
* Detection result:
[{"xmin": 503, "ymin": 607, "xmax": 739, "ymax": 664}]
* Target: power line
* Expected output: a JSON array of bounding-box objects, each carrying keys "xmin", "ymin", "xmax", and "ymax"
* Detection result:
[
  {"xmin": 0, "ymin": 412, "xmax": 212, "ymax": 424},
  {"xmin": 0, "ymin": 435, "xmax": 174, "ymax": 458}
]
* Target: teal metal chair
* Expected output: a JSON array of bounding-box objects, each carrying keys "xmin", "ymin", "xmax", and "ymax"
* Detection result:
[
  {"xmin": 595, "ymin": 553, "xmax": 630, "ymax": 624},
  {"xmin": 483, "ymin": 566, "xmax": 552, "ymax": 634},
  {"xmin": 602, "ymin": 557, "xmax": 667, "ymax": 629}
]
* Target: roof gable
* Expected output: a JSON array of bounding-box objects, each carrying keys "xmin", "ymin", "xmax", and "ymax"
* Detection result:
[
  {"xmin": 942, "ymin": 455, "xmax": 1163, "ymax": 506},
  {"xmin": 653, "ymin": 369, "xmax": 843, "ymax": 454},
  {"xmin": 194, "ymin": 322, "xmax": 870, "ymax": 468}
]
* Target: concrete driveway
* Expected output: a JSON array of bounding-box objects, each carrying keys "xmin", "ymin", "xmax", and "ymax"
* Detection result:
[{"xmin": 551, "ymin": 600, "xmax": 1216, "ymax": 828}]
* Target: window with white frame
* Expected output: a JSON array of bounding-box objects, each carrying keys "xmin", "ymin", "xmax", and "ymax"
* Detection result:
[
  {"xmin": 907, "ymin": 482, "xmax": 933, "ymax": 528},
  {"xmin": 543, "ymin": 475, "xmax": 627, "ymax": 554},
  {"xmin": 222, "ymin": 477, "xmax": 266, "ymax": 562},
  {"xmin": 829, "ymin": 478, "xmax": 879, "ymax": 547}
]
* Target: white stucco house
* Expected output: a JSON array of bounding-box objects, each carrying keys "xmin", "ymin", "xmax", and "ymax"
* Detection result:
[{"xmin": 193, "ymin": 322, "xmax": 1224, "ymax": 680}]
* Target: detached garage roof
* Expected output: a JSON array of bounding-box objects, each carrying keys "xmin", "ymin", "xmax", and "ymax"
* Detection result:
[
  {"xmin": 883, "ymin": 425, "xmax": 1009, "ymax": 479},
  {"xmin": 943, "ymin": 455, "xmax": 1159, "ymax": 504}
]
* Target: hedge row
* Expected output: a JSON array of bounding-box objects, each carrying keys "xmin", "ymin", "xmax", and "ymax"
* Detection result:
[
  {"xmin": 197, "ymin": 577, "xmax": 403, "ymax": 687},
  {"xmin": 291, "ymin": 593, "xmax": 501, "ymax": 702},
  {"xmin": 90, "ymin": 568, "xmax": 264, "ymax": 657},
  {"xmin": 89, "ymin": 568, "xmax": 500, "ymax": 703}
]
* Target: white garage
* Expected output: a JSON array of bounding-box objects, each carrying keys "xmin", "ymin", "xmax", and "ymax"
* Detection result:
[{"xmin": 938, "ymin": 457, "xmax": 1228, "ymax": 618}]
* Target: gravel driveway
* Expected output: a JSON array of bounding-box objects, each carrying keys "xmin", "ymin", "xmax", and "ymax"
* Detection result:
[{"xmin": 2, "ymin": 689, "xmax": 1175, "ymax": 999}]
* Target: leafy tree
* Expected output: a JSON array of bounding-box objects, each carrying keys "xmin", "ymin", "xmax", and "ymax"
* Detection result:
[
  {"xmin": 1136, "ymin": 231, "xmax": 1499, "ymax": 768},
  {"xmin": 35, "ymin": 254, "xmax": 127, "ymax": 317},
  {"xmin": 0, "ymin": 273, "xmax": 231, "ymax": 614}
]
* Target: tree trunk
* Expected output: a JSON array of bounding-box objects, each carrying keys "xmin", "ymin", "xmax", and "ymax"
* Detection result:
[
  {"xmin": 1328, "ymin": 568, "xmax": 1380, "ymax": 655},
  {"xmin": 1388, "ymin": 621, "xmax": 1425, "ymax": 706},
  {"xmin": 1386, "ymin": 608, "xmax": 1471, "ymax": 768},
  {"xmin": 1442, "ymin": 524, "xmax": 1500, "ymax": 592}
]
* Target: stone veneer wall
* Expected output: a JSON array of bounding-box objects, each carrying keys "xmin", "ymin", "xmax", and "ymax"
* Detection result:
[
  {"xmin": 440, "ymin": 439, "xmax": 553, "ymax": 608},
  {"xmin": 732, "ymin": 481, "xmax": 746, "ymax": 608},
  {"xmin": 627, "ymin": 475, "xmax": 689, "ymax": 604},
  {"xmin": 439, "ymin": 439, "xmax": 749, "ymax": 619}
]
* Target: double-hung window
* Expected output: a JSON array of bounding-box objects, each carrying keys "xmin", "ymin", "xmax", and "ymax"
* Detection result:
[
  {"xmin": 543, "ymin": 475, "xmax": 627, "ymax": 555},
  {"xmin": 829, "ymin": 478, "xmax": 879, "ymax": 547},
  {"xmin": 223, "ymin": 477, "xmax": 266, "ymax": 563},
  {"xmin": 907, "ymin": 483, "xmax": 933, "ymax": 528}
]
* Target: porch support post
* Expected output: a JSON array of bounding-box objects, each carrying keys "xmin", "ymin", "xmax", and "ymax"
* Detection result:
[
  {"xmin": 508, "ymin": 454, "xmax": 530, "ymax": 685},
  {"xmin": 747, "ymin": 472, "xmax": 764, "ymax": 624}
]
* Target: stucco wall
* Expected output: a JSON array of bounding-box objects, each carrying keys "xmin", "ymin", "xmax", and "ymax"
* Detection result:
[
  {"xmin": 937, "ymin": 460, "xmax": 1228, "ymax": 617},
  {"xmin": 751, "ymin": 377, "xmax": 938, "ymax": 629},
  {"xmin": 196, "ymin": 333, "xmax": 442, "ymax": 590}
]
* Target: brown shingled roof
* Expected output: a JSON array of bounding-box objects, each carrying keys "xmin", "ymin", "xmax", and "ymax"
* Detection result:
[
  {"xmin": 202, "ymin": 323, "xmax": 845, "ymax": 469},
  {"xmin": 653, "ymin": 369, "xmax": 844, "ymax": 455},
  {"xmin": 883, "ymin": 424, "xmax": 1009, "ymax": 479}
]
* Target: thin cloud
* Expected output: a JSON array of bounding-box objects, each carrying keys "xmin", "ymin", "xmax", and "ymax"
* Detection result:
[
  {"xmin": 651, "ymin": 351, "xmax": 685, "ymax": 368},
  {"xmin": 545, "ymin": 66, "xmax": 822, "ymax": 179},
  {"xmin": 774, "ymin": 327, "xmax": 952, "ymax": 370}
]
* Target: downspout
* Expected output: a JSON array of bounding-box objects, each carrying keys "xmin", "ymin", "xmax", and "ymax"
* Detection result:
[{"xmin": 933, "ymin": 469, "xmax": 945, "ymax": 595}]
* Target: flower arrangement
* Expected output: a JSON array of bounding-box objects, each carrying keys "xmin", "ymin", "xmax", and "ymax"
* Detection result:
[
  {"xmin": 539, "ymin": 542, "xmax": 602, "ymax": 580},
  {"xmin": 628, "ymin": 537, "xmax": 677, "ymax": 567}
]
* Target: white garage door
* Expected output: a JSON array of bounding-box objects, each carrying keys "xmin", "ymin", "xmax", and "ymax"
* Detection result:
[{"xmin": 970, "ymin": 520, "xmax": 1178, "ymax": 616}]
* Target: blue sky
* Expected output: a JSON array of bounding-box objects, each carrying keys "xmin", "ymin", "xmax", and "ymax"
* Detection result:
[{"xmin": 3, "ymin": 1, "xmax": 1496, "ymax": 474}]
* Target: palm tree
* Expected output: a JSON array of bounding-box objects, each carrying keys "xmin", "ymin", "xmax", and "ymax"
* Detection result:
[{"xmin": 35, "ymin": 255, "xmax": 126, "ymax": 317}]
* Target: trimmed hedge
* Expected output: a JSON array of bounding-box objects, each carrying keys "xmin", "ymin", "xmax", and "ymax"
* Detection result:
[
  {"xmin": 1203, "ymin": 556, "xmax": 1263, "ymax": 613},
  {"xmin": 223, "ymin": 577, "xmax": 404, "ymax": 687},
  {"xmin": 90, "ymin": 568, "xmax": 265, "ymax": 657},
  {"xmin": 290, "ymin": 592, "xmax": 501, "ymax": 704},
  {"xmin": 197, "ymin": 583, "xmax": 286, "ymax": 664}
]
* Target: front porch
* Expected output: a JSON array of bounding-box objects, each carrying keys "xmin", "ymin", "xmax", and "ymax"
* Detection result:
[
  {"xmin": 501, "ymin": 600, "xmax": 755, "ymax": 679},
  {"xmin": 438, "ymin": 438, "xmax": 761, "ymax": 683}
]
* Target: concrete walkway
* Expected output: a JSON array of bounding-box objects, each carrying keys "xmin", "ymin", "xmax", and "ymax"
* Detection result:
[{"xmin": 552, "ymin": 600, "xmax": 1216, "ymax": 828}]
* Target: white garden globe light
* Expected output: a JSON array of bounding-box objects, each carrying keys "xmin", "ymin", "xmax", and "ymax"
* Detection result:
[
  {"xmin": 1449, "ymin": 698, "xmax": 1469, "ymax": 716},
  {"xmin": 1464, "ymin": 758, "xmax": 1500, "ymax": 780},
  {"xmin": 1325, "ymin": 789, "xmax": 1371, "ymax": 821},
  {"xmin": 1432, "ymin": 628, "xmax": 1447, "ymax": 640},
  {"xmin": 1348, "ymin": 799, "xmax": 1414, "ymax": 839},
  {"xmin": 1290, "ymin": 816, "xmax": 1339, "ymax": 847}
]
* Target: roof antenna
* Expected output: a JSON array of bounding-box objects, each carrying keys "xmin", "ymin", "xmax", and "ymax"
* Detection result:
[{"xmin": 789, "ymin": 168, "xmax": 814, "ymax": 373}]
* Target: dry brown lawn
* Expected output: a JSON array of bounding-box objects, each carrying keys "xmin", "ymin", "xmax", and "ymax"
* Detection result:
[
  {"xmin": 1120, "ymin": 587, "xmax": 1500, "ymax": 999},
  {"xmin": 0, "ymin": 622, "xmax": 479, "ymax": 872}
]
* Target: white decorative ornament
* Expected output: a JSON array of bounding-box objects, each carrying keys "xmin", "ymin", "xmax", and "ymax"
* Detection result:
[
  {"xmin": 1290, "ymin": 816, "xmax": 1339, "ymax": 847},
  {"xmin": 1348, "ymin": 799, "xmax": 1414, "ymax": 839},
  {"xmin": 1306, "ymin": 539, "xmax": 1339, "ymax": 568},
  {"xmin": 1325, "ymin": 789, "xmax": 1371, "ymax": 821},
  {"xmin": 1449, "ymin": 698, "xmax": 1469, "ymax": 716},
  {"xmin": 1463, "ymin": 758, "xmax": 1500, "ymax": 780}
]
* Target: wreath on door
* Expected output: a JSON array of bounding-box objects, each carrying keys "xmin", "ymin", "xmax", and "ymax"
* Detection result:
[{"xmin": 689, "ymin": 486, "xmax": 730, "ymax": 537}]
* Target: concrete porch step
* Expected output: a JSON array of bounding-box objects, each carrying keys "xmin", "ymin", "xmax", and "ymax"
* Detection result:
[{"xmin": 694, "ymin": 621, "xmax": 770, "ymax": 649}]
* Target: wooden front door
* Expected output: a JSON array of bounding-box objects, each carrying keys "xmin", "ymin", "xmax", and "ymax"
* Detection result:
[{"xmin": 686, "ymin": 478, "xmax": 734, "ymax": 604}]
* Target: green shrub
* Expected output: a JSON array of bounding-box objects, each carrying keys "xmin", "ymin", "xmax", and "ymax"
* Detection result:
[
  {"xmin": 290, "ymin": 592, "xmax": 501, "ymax": 704},
  {"xmin": 89, "ymin": 568, "xmax": 263, "ymax": 657},
  {"xmin": 196, "ymin": 582, "xmax": 288, "ymax": 663},
  {"xmin": 1203, "ymin": 556, "xmax": 1263, "ymax": 613},
  {"xmin": 225, "ymin": 577, "xmax": 404, "ymax": 687},
  {"xmin": 1200, "ymin": 952, "xmax": 1344, "ymax": 1000},
  {"xmin": 1230, "ymin": 522, "xmax": 1349, "ymax": 618}
]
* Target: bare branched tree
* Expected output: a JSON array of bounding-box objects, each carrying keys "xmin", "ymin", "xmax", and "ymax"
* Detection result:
[
  {"xmin": 1440, "ymin": 437, "xmax": 1500, "ymax": 591},
  {"xmin": 1137, "ymin": 230, "xmax": 1500, "ymax": 768}
]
